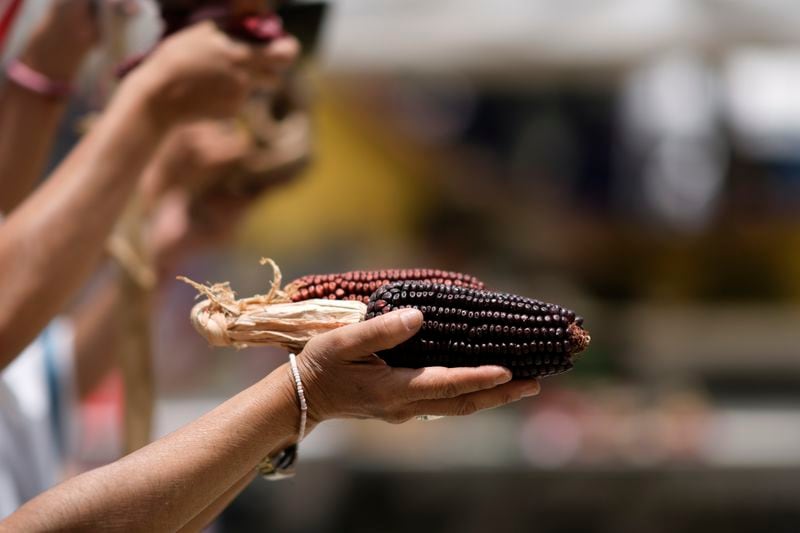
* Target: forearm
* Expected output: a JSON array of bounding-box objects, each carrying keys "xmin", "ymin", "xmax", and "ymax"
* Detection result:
[
  {"xmin": 0, "ymin": 83, "xmax": 71, "ymax": 213},
  {"xmin": 3, "ymin": 363, "xmax": 307, "ymax": 532},
  {"xmin": 0, "ymin": 8, "xmax": 92, "ymax": 214},
  {"xmin": 0, "ymin": 75, "xmax": 166, "ymax": 369},
  {"xmin": 178, "ymin": 471, "xmax": 256, "ymax": 532}
]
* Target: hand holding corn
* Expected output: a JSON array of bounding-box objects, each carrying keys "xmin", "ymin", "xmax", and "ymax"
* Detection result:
[
  {"xmin": 295, "ymin": 308, "xmax": 541, "ymax": 425},
  {"xmin": 1, "ymin": 308, "xmax": 539, "ymax": 532}
]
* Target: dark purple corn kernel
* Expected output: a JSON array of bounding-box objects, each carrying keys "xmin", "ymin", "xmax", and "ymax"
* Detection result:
[{"xmin": 365, "ymin": 281, "xmax": 590, "ymax": 379}]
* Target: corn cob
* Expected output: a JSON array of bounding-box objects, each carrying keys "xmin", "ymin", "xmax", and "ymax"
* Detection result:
[
  {"xmin": 285, "ymin": 269, "xmax": 485, "ymax": 304},
  {"xmin": 365, "ymin": 281, "xmax": 590, "ymax": 379}
]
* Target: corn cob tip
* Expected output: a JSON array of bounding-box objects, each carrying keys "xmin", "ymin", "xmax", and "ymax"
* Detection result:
[{"xmin": 567, "ymin": 322, "xmax": 591, "ymax": 355}]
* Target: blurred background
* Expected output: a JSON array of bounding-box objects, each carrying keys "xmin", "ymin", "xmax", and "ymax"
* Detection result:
[{"xmin": 8, "ymin": 0, "xmax": 800, "ymax": 531}]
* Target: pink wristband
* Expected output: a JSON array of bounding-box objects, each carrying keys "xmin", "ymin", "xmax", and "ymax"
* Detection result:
[{"xmin": 5, "ymin": 59, "xmax": 74, "ymax": 99}]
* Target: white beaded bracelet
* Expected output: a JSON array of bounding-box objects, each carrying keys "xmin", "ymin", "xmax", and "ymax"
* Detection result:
[
  {"xmin": 257, "ymin": 353, "xmax": 308, "ymax": 480},
  {"xmin": 289, "ymin": 353, "xmax": 308, "ymax": 442}
]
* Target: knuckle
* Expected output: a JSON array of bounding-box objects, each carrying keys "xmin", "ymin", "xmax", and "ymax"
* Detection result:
[
  {"xmin": 303, "ymin": 335, "xmax": 323, "ymax": 355},
  {"xmin": 267, "ymin": 36, "xmax": 300, "ymax": 59},
  {"xmin": 373, "ymin": 314, "xmax": 394, "ymax": 339},
  {"xmin": 317, "ymin": 329, "xmax": 345, "ymax": 352},
  {"xmin": 304, "ymin": 334, "xmax": 335, "ymax": 360},
  {"xmin": 228, "ymin": 42, "xmax": 250, "ymax": 61},
  {"xmin": 325, "ymin": 332, "xmax": 347, "ymax": 354},
  {"xmin": 441, "ymin": 380, "xmax": 460, "ymax": 399}
]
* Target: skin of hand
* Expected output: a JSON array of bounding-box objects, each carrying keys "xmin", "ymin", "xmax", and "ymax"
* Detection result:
[
  {"xmin": 2, "ymin": 309, "xmax": 539, "ymax": 532},
  {"xmin": 134, "ymin": 22, "xmax": 300, "ymax": 126},
  {"xmin": 139, "ymin": 120, "xmax": 254, "ymax": 202},
  {"xmin": 298, "ymin": 308, "xmax": 542, "ymax": 424},
  {"xmin": 141, "ymin": 91, "xmax": 309, "ymax": 279},
  {"xmin": 138, "ymin": 71, "xmax": 310, "ymax": 204},
  {"xmin": 0, "ymin": 24, "xmax": 300, "ymax": 368}
]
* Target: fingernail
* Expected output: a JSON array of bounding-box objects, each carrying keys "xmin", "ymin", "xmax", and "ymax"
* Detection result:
[
  {"xmin": 398, "ymin": 308, "xmax": 421, "ymax": 331},
  {"xmin": 494, "ymin": 369, "xmax": 512, "ymax": 385},
  {"xmin": 521, "ymin": 380, "xmax": 540, "ymax": 398}
]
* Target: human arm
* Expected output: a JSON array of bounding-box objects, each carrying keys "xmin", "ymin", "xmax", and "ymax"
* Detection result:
[
  {"xmin": 2, "ymin": 309, "xmax": 540, "ymax": 531},
  {"xmin": 0, "ymin": 76, "xmax": 163, "ymax": 369},
  {"xmin": 177, "ymin": 471, "xmax": 256, "ymax": 533},
  {"xmin": 0, "ymin": 23, "xmax": 299, "ymax": 369},
  {"xmin": 0, "ymin": 0, "xmax": 97, "ymax": 214}
]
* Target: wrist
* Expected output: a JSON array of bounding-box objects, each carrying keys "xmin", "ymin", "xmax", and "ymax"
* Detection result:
[
  {"xmin": 117, "ymin": 68, "xmax": 179, "ymax": 132},
  {"xmin": 5, "ymin": 60, "xmax": 74, "ymax": 100},
  {"xmin": 260, "ymin": 362, "xmax": 317, "ymax": 455},
  {"xmin": 21, "ymin": 33, "xmax": 90, "ymax": 82},
  {"xmin": 294, "ymin": 353, "xmax": 327, "ymax": 426},
  {"xmin": 255, "ymin": 355, "xmax": 315, "ymax": 480},
  {"xmin": 111, "ymin": 72, "xmax": 174, "ymax": 136}
]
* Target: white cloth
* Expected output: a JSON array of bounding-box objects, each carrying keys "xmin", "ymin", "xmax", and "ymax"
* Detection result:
[{"xmin": 0, "ymin": 319, "xmax": 77, "ymax": 520}]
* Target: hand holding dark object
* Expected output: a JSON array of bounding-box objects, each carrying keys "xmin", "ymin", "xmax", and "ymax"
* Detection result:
[
  {"xmin": 138, "ymin": 83, "xmax": 310, "ymax": 204},
  {"xmin": 114, "ymin": 0, "xmax": 327, "ymax": 88},
  {"xmin": 127, "ymin": 21, "xmax": 299, "ymax": 124},
  {"xmin": 296, "ymin": 308, "xmax": 541, "ymax": 425},
  {"xmin": 1, "ymin": 307, "xmax": 538, "ymax": 531},
  {"xmin": 138, "ymin": 81, "xmax": 311, "ymax": 280}
]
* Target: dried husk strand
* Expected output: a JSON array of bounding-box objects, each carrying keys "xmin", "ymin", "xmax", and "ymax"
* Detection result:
[
  {"xmin": 110, "ymin": 196, "xmax": 155, "ymax": 454},
  {"xmin": 179, "ymin": 258, "xmax": 366, "ymax": 351}
]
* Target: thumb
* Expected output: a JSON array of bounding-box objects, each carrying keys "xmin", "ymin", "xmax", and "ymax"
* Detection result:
[{"xmin": 305, "ymin": 309, "xmax": 423, "ymax": 362}]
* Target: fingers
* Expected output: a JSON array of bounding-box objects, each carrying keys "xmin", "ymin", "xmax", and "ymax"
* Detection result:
[
  {"xmin": 305, "ymin": 309, "xmax": 423, "ymax": 362},
  {"xmin": 246, "ymin": 35, "xmax": 300, "ymax": 89},
  {"xmin": 392, "ymin": 365, "xmax": 512, "ymax": 402},
  {"xmin": 410, "ymin": 379, "xmax": 541, "ymax": 418},
  {"xmin": 238, "ymin": 35, "xmax": 299, "ymax": 71},
  {"xmin": 262, "ymin": 35, "xmax": 301, "ymax": 70},
  {"xmin": 189, "ymin": 121, "xmax": 251, "ymax": 167}
]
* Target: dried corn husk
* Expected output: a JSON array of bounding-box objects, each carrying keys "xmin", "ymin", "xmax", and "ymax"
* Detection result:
[{"xmin": 180, "ymin": 259, "xmax": 366, "ymax": 351}]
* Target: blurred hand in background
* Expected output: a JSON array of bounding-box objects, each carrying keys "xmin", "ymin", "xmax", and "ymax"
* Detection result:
[
  {"xmin": 140, "ymin": 80, "xmax": 312, "ymax": 280},
  {"xmin": 132, "ymin": 21, "xmax": 300, "ymax": 124}
]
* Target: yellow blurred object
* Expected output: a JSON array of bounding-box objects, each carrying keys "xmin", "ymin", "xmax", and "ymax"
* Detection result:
[{"xmin": 239, "ymin": 77, "xmax": 436, "ymax": 257}]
